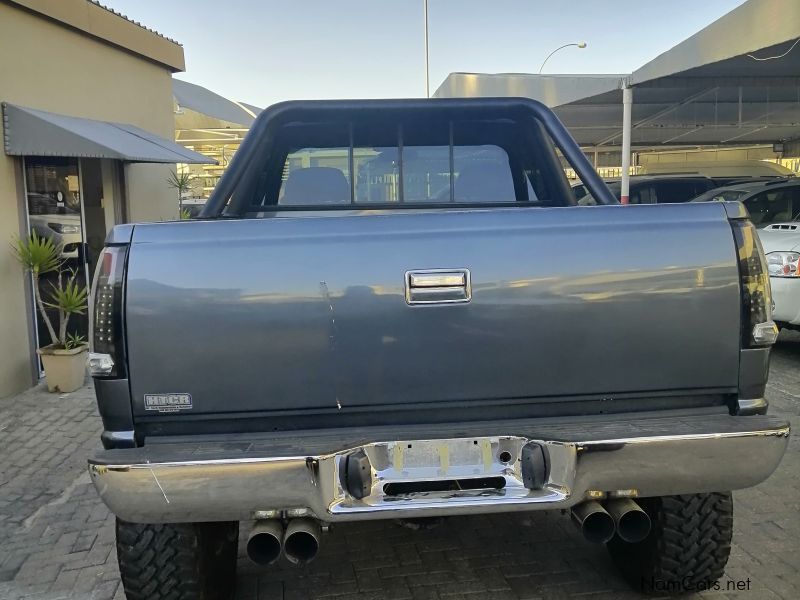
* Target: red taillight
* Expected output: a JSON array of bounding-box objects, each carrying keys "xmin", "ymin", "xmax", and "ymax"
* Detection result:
[
  {"xmin": 101, "ymin": 250, "xmax": 114, "ymax": 278},
  {"xmin": 89, "ymin": 246, "xmax": 127, "ymax": 377}
]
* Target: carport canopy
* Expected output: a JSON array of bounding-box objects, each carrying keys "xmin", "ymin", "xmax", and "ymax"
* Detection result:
[
  {"xmin": 433, "ymin": 0, "xmax": 800, "ymax": 150},
  {"xmin": 2, "ymin": 103, "xmax": 214, "ymax": 164}
]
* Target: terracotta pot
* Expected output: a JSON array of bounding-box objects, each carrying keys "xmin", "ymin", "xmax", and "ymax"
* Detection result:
[{"xmin": 37, "ymin": 344, "xmax": 88, "ymax": 393}]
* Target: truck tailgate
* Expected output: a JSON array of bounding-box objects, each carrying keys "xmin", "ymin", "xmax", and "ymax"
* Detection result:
[{"xmin": 125, "ymin": 203, "xmax": 741, "ymax": 419}]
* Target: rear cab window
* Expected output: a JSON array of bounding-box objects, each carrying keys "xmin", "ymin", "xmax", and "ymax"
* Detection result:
[
  {"xmin": 279, "ymin": 143, "xmax": 518, "ymax": 206},
  {"xmin": 241, "ymin": 116, "xmax": 569, "ymax": 214}
]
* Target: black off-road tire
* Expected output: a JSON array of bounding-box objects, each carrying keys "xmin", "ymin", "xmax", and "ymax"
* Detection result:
[
  {"xmin": 116, "ymin": 519, "xmax": 239, "ymax": 600},
  {"xmin": 607, "ymin": 493, "xmax": 733, "ymax": 596}
]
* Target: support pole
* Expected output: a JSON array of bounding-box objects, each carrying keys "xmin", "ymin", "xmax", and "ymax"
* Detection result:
[{"xmin": 621, "ymin": 85, "xmax": 633, "ymax": 204}]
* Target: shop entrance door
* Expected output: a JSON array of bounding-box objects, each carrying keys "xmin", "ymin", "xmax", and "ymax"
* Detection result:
[{"xmin": 24, "ymin": 157, "xmax": 110, "ymax": 353}]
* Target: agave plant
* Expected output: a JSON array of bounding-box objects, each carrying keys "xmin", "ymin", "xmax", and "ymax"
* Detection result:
[
  {"xmin": 168, "ymin": 169, "xmax": 194, "ymax": 215},
  {"xmin": 11, "ymin": 232, "xmax": 89, "ymax": 350},
  {"xmin": 45, "ymin": 268, "xmax": 89, "ymax": 347}
]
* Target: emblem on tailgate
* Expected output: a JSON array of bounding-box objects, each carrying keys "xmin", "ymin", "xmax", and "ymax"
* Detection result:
[{"xmin": 144, "ymin": 393, "xmax": 193, "ymax": 412}]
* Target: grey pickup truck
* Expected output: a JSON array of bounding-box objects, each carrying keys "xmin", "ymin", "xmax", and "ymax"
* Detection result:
[{"xmin": 88, "ymin": 98, "xmax": 789, "ymax": 599}]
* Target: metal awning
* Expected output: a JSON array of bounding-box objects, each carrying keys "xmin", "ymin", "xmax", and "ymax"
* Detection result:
[{"xmin": 2, "ymin": 103, "xmax": 215, "ymax": 164}]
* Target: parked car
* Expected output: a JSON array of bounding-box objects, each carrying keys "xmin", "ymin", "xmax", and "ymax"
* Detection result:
[
  {"xmin": 692, "ymin": 178, "xmax": 799, "ymax": 223},
  {"xmin": 640, "ymin": 159, "xmax": 795, "ymax": 179},
  {"xmin": 573, "ymin": 174, "xmax": 771, "ymax": 206},
  {"xmin": 694, "ymin": 179, "xmax": 800, "ymax": 330},
  {"xmin": 179, "ymin": 197, "xmax": 207, "ymax": 218},
  {"xmin": 571, "ymin": 179, "xmax": 592, "ymax": 202},
  {"xmin": 27, "ymin": 192, "xmax": 83, "ymax": 259},
  {"xmin": 87, "ymin": 98, "xmax": 789, "ymax": 599}
]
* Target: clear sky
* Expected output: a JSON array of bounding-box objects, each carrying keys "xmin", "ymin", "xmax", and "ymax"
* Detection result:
[{"xmin": 102, "ymin": 0, "xmax": 746, "ymax": 108}]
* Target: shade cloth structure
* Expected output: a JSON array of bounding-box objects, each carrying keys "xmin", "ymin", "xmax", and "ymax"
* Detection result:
[
  {"xmin": 434, "ymin": 0, "xmax": 800, "ymax": 149},
  {"xmin": 2, "ymin": 102, "xmax": 215, "ymax": 164},
  {"xmin": 171, "ymin": 80, "xmax": 262, "ymax": 190},
  {"xmin": 173, "ymin": 79, "xmax": 260, "ymax": 129}
]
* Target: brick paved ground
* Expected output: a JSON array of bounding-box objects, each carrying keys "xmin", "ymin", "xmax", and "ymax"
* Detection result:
[{"xmin": 1, "ymin": 332, "xmax": 799, "ymax": 600}]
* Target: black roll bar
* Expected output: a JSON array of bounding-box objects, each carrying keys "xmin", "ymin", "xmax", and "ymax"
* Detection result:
[{"xmin": 200, "ymin": 97, "xmax": 617, "ymax": 218}]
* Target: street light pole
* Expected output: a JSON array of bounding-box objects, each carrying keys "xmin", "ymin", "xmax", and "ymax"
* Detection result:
[
  {"xmin": 538, "ymin": 42, "xmax": 587, "ymax": 74},
  {"xmin": 424, "ymin": 0, "xmax": 430, "ymax": 97}
]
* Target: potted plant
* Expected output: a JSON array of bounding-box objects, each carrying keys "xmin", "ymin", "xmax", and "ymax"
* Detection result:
[{"xmin": 12, "ymin": 232, "xmax": 89, "ymax": 393}]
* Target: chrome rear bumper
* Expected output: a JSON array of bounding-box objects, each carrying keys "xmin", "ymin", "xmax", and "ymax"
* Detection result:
[{"xmin": 88, "ymin": 414, "xmax": 789, "ymax": 523}]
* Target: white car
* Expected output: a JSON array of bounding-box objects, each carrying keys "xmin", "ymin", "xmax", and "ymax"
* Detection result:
[
  {"xmin": 28, "ymin": 213, "xmax": 83, "ymax": 260},
  {"xmin": 761, "ymin": 223, "xmax": 800, "ymax": 329},
  {"xmin": 693, "ymin": 179, "xmax": 800, "ymax": 329},
  {"xmin": 27, "ymin": 192, "xmax": 83, "ymax": 259}
]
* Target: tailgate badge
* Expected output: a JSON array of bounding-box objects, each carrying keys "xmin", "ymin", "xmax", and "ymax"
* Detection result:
[{"xmin": 144, "ymin": 393, "xmax": 193, "ymax": 412}]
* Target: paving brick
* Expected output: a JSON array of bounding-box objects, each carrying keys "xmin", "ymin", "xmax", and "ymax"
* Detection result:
[{"xmin": 2, "ymin": 331, "xmax": 800, "ymax": 598}]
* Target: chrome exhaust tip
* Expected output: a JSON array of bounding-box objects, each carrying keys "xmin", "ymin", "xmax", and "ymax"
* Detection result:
[
  {"xmin": 605, "ymin": 498, "xmax": 651, "ymax": 543},
  {"xmin": 571, "ymin": 500, "xmax": 616, "ymax": 544},
  {"xmin": 246, "ymin": 519, "xmax": 284, "ymax": 566},
  {"xmin": 283, "ymin": 518, "xmax": 321, "ymax": 565}
]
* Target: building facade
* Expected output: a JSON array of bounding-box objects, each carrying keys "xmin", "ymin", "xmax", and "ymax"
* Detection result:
[{"xmin": 0, "ymin": 0, "xmax": 206, "ymax": 397}]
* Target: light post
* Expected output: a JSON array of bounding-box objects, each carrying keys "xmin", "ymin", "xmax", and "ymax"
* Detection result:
[
  {"xmin": 538, "ymin": 42, "xmax": 587, "ymax": 74},
  {"xmin": 423, "ymin": 0, "xmax": 430, "ymax": 97}
]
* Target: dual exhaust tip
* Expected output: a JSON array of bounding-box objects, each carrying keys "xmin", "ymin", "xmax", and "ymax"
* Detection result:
[
  {"xmin": 571, "ymin": 498, "xmax": 651, "ymax": 544},
  {"xmin": 246, "ymin": 518, "xmax": 321, "ymax": 566},
  {"xmin": 248, "ymin": 499, "xmax": 646, "ymax": 563}
]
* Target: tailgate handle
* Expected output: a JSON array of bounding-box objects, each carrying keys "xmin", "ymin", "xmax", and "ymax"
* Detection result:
[{"xmin": 405, "ymin": 269, "xmax": 471, "ymax": 305}]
